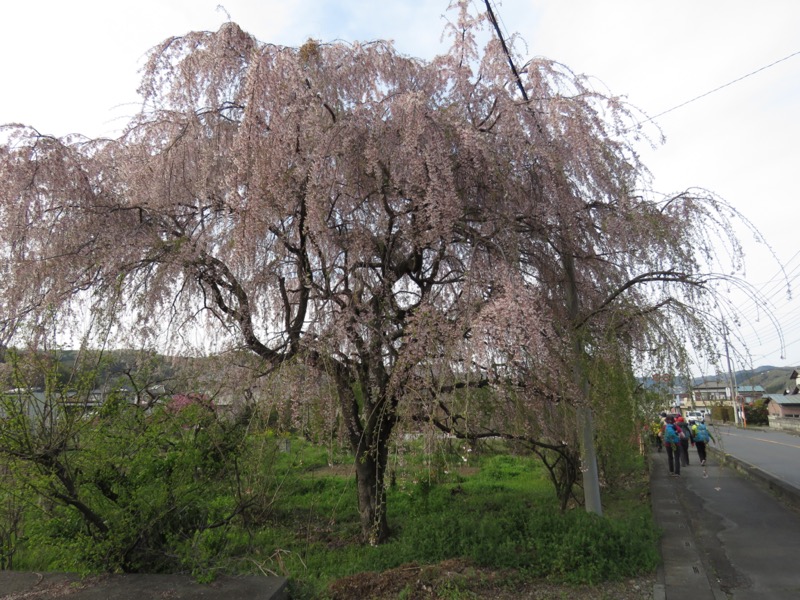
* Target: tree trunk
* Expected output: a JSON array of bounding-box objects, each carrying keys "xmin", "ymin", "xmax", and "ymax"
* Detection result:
[
  {"xmin": 353, "ymin": 441, "xmax": 391, "ymax": 545},
  {"xmin": 336, "ymin": 375, "xmax": 395, "ymax": 545},
  {"xmin": 534, "ymin": 446, "xmax": 581, "ymax": 511}
]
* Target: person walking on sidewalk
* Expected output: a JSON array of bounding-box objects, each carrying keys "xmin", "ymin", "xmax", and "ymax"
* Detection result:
[
  {"xmin": 691, "ymin": 420, "xmax": 715, "ymax": 466},
  {"xmin": 676, "ymin": 416, "xmax": 692, "ymax": 466},
  {"xmin": 650, "ymin": 419, "xmax": 663, "ymax": 452},
  {"xmin": 661, "ymin": 416, "xmax": 682, "ymax": 476}
]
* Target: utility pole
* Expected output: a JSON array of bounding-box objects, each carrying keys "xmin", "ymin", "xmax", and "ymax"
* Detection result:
[
  {"xmin": 564, "ymin": 253, "xmax": 602, "ymax": 516},
  {"xmin": 484, "ymin": 0, "xmax": 603, "ymax": 516}
]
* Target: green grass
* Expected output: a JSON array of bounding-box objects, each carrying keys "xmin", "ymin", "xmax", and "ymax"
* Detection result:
[
  {"xmin": 241, "ymin": 448, "xmax": 659, "ymax": 598},
  {"xmin": 6, "ymin": 437, "xmax": 658, "ymax": 598}
]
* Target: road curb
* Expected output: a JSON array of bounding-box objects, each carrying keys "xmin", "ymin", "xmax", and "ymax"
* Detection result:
[
  {"xmin": 709, "ymin": 446, "xmax": 800, "ymax": 513},
  {"xmin": 652, "ymin": 582, "xmax": 666, "ymax": 600}
]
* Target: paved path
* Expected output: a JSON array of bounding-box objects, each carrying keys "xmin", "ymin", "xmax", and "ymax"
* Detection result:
[{"xmin": 651, "ymin": 438, "xmax": 800, "ymax": 599}]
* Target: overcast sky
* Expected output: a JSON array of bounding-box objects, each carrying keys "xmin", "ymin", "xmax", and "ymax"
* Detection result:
[{"xmin": 2, "ymin": 0, "xmax": 798, "ymax": 375}]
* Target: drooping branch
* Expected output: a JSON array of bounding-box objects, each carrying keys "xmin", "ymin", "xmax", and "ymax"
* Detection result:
[
  {"xmin": 425, "ymin": 412, "xmax": 570, "ymax": 454},
  {"xmin": 574, "ymin": 269, "xmax": 709, "ymax": 330},
  {"xmin": 194, "ymin": 252, "xmax": 279, "ymax": 362}
]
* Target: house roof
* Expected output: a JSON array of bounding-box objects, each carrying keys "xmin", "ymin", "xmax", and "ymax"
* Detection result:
[
  {"xmin": 737, "ymin": 385, "xmax": 765, "ymax": 393},
  {"xmin": 693, "ymin": 381, "xmax": 729, "ymax": 390},
  {"xmin": 686, "ymin": 383, "xmax": 766, "ymax": 397},
  {"xmin": 764, "ymin": 393, "xmax": 800, "ymax": 406}
]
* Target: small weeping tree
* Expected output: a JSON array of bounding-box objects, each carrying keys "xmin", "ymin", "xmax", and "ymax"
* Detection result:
[
  {"xmin": 0, "ymin": 1, "xmax": 781, "ymax": 545},
  {"xmin": 418, "ymin": 375, "xmax": 584, "ymax": 511}
]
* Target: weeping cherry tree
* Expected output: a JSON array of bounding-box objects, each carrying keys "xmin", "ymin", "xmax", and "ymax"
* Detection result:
[{"xmin": 0, "ymin": 1, "xmax": 774, "ymax": 543}]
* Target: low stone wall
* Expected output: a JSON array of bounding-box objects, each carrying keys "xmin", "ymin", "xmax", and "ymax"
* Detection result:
[{"xmin": 768, "ymin": 416, "xmax": 800, "ymax": 432}]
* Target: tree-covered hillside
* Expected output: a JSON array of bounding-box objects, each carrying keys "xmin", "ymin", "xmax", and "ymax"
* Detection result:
[{"xmin": 737, "ymin": 366, "xmax": 796, "ymax": 394}]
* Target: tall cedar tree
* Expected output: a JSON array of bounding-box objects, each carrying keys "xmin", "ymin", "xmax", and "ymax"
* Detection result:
[{"xmin": 0, "ymin": 3, "xmax": 762, "ymax": 543}]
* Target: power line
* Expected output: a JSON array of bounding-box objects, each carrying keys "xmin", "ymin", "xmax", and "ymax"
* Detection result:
[{"xmin": 640, "ymin": 49, "xmax": 800, "ymax": 125}]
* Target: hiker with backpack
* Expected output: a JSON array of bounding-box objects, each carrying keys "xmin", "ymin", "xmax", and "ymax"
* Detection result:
[
  {"xmin": 651, "ymin": 419, "xmax": 663, "ymax": 452},
  {"xmin": 660, "ymin": 416, "xmax": 683, "ymax": 476},
  {"xmin": 676, "ymin": 416, "xmax": 692, "ymax": 466},
  {"xmin": 691, "ymin": 420, "xmax": 715, "ymax": 466}
]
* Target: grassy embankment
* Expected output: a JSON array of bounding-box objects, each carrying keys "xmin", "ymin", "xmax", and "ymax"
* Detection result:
[{"xmin": 7, "ymin": 434, "xmax": 659, "ymax": 599}]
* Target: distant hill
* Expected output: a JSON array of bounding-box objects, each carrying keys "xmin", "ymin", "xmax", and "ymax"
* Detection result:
[
  {"xmin": 17, "ymin": 349, "xmax": 799, "ymax": 396},
  {"xmin": 693, "ymin": 365, "xmax": 796, "ymax": 395},
  {"xmin": 1, "ymin": 348, "xmax": 177, "ymax": 390},
  {"xmin": 737, "ymin": 366, "xmax": 796, "ymax": 394},
  {"xmin": 641, "ymin": 365, "xmax": 800, "ymax": 395}
]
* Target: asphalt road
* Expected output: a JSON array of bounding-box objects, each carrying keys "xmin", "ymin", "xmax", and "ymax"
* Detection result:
[{"xmin": 708, "ymin": 423, "xmax": 800, "ymax": 489}]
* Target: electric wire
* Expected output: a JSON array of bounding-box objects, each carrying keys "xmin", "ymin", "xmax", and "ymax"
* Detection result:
[
  {"xmin": 640, "ymin": 49, "xmax": 800, "ymax": 125},
  {"xmin": 732, "ymin": 253, "xmax": 800, "ymax": 351},
  {"xmin": 748, "ymin": 249, "xmax": 800, "ymax": 301}
]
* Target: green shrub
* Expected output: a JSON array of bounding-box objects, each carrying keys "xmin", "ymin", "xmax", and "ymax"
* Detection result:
[
  {"xmin": 711, "ymin": 405, "xmax": 734, "ymax": 422},
  {"xmin": 744, "ymin": 401, "xmax": 769, "ymax": 426},
  {"xmin": 527, "ymin": 509, "xmax": 659, "ymax": 583},
  {"xmin": 4, "ymin": 404, "xmax": 658, "ymax": 595},
  {"xmin": 6, "ymin": 393, "xmax": 288, "ymax": 575}
]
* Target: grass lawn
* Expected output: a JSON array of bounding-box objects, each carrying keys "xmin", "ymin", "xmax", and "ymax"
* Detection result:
[{"xmin": 245, "ymin": 441, "xmax": 659, "ymax": 599}]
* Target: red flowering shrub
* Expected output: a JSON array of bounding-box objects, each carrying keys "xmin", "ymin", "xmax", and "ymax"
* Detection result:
[{"xmin": 166, "ymin": 393, "xmax": 214, "ymax": 415}]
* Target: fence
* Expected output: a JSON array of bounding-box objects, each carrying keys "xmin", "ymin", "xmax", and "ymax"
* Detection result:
[{"xmin": 768, "ymin": 416, "xmax": 800, "ymax": 433}]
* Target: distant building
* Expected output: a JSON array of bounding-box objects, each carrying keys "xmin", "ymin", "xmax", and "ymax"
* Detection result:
[
  {"xmin": 764, "ymin": 369, "xmax": 800, "ymax": 431},
  {"xmin": 1, "ymin": 386, "xmax": 130, "ymax": 426},
  {"xmin": 673, "ymin": 380, "xmax": 765, "ymax": 420},
  {"xmin": 764, "ymin": 394, "xmax": 800, "ymax": 418},
  {"xmin": 0, "ymin": 387, "xmax": 48, "ymax": 422},
  {"xmin": 737, "ymin": 385, "xmax": 766, "ymax": 404},
  {"xmin": 691, "ymin": 380, "xmax": 730, "ymax": 406}
]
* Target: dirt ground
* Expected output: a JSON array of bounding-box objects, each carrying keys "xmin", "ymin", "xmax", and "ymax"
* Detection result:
[
  {"xmin": 0, "ymin": 560, "xmax": 656, "ymax": 600},
  {"xmin": 326, "ymin": 558, "xmax": 657, "ymax": 599}
]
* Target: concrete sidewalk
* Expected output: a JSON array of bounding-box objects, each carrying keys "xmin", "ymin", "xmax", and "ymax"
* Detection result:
[
  {"xmin": 650, "ymin": 449, "xmax": 726, "ymax": 600},
  {"xmin": 650, "ymin": 445, "xmax": 800, "ymax": 599}
]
